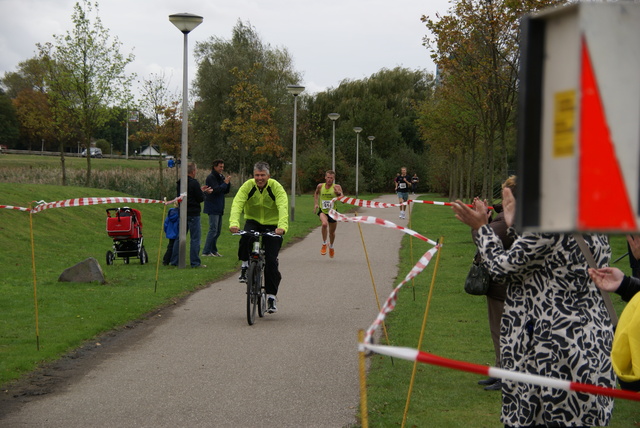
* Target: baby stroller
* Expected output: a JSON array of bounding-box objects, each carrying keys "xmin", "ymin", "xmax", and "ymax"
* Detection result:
[{"xmin": 105, "ymin": 207, "xmax": 148, "ymax": 265}]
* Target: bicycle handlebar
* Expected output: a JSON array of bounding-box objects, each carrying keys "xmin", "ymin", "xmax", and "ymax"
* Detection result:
[{"xmin": 232, "ymin": 230, "xmax": 283, "ymax": 239}]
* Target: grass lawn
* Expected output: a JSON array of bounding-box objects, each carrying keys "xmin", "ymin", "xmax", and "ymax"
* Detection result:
[{"xmin": 0, "ymin": 182, "xmax": 321, "ymax": 385}]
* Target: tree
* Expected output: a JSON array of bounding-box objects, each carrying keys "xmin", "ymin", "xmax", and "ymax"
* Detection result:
[
  {"xmin": 0, "ymin": 89, "xmax": 19, "ymax": 147},
  {"xmin": 220, "ymin": 66, "xmax": 283, "ymax": 181},
  {"xmin": 192, "ymin": 20, "xmax": 301, "ymax": 175},
  {"xmin": 420, "ymin": 0, "xmax": 565, "ymax": 201},
  {"xmin": 139, "ymin": 72, "xmax": 178, "ymax": 127},
  {"xmin": 37, "ymin": 0, "xmax": 134, "ymax": 185},
  {"xmin": 305, "ymin": 67, "xmax": 434, "ymax": 193},
  {"xmin": 2, "ymin": 57, "xmax": 52, "ymax": 150}
]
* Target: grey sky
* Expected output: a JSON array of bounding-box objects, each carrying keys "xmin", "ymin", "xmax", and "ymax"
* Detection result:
[{"xmin": 0, "ymin": 0, "xmax": 451, "ymax": 97}]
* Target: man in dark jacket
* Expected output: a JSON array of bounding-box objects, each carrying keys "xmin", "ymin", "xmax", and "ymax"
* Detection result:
[
  {"xmin": 170, "ymin": 162, "xmax": 211, "ymax": 267},
  {"xmin": 203, "ymin": 159, "xmax": 231, "ymax": 257}
]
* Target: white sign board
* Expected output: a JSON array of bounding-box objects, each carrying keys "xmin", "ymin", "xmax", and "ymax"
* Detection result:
[{"xmin": 517, "ymin": 2, "xmax": 640, "ymax": 233}]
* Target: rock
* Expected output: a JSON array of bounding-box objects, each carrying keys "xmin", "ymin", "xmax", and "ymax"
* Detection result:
[{"xmin": 58, "ymin": 257, "xmax": 106, "ymax": 284}]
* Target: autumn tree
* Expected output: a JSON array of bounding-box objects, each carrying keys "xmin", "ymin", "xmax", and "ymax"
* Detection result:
[
  {"xmin": 192, "ymin": 20, "xmax": 301, "ymax": 175},
  {"xmin": 2, "ymin": 57, "xmax": 53, "ymax": 151},
  {"xmin": 220, "ymin": 66, "xmax": 283, "ymax": 181},
  {"xmin": 420, "ymin": 0, "xmax": 565, "ymax": 201},
  {"xmin": 37, "ymin": 0, "xmax": 134, "ymax": 185}
]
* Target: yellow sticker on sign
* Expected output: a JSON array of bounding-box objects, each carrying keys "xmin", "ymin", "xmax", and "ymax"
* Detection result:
[{"xmin": 553, "ymin": 90, "xmax": 576, "ymax": 157}]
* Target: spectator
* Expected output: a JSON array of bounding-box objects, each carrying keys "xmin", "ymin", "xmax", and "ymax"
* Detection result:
[
  {"xmin": 170, "ymin": 162, "xmax": 211, "ymax": 268},
  {"xmin": 472, "ymin": 176, "xmax": 516, "ymax": 391},
  {"xmin": 453, "ymin": 187, "xmax": 615, "ymax": 427},
  {"xmin": 203, "ymin": 159, "xmax": 231, "ymax": 257}
]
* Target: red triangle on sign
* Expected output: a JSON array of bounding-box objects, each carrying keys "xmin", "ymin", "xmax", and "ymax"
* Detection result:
[{"xmin": 578, "ymin": 36, "xmax": 636, "ymax": 231}]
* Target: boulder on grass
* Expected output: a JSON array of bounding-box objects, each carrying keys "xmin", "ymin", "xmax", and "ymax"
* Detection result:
[{"xmin": 59, "ymin": 257, "xmax": 106, "ymax": 284}]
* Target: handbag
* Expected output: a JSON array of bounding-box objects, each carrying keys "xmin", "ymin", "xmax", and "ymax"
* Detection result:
[{"xmin": 464, "ymin": 251, "xmax": 490, "ymax": 295}]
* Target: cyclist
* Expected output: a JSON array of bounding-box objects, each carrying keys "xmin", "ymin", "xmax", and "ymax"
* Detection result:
[
  {"xmin": 229, "ymin": 161, "xmax": 288, "ymax": 313},
  {"xmin": 313, "ymin": 170, "xmax": 343, "ymax": 258}
]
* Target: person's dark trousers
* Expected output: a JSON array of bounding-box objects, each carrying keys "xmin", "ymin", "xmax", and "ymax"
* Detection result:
[
  {"xmin": 170, "ymin": 216, "xmax": 202, "ymax": 267},
  {"xmin": 203, "ymin": 213, "xmax": 223, "ymax": 254},
  {"xmin": 163, "ymin": 239, "xmax": 175, "ymax": 265},
  {"xmin": 238, "ymin": 219, "xmax": 282, "ymax": 296}
]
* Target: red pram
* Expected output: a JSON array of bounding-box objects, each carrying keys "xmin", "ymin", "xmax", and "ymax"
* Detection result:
[{"xmin": 105, "ymin": 207, "xmax": 148, "ymax": 265}]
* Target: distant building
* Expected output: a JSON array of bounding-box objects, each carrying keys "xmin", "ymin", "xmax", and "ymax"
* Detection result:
[{"xmin": 139, "ymin": 145, "xmax": 162, "ymax": 157}]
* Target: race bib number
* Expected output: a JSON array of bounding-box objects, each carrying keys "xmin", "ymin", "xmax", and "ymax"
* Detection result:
[
  {"xmin": 322, "ymin": 200, "xmax": 332, "ymax": 210},
  {"xmin": 398, "ymin": 183, "xmax": 407, "ymax": 190}
]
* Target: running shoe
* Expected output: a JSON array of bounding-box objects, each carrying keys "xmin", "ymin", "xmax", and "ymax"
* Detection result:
[
  {"xmin": 267, "ymin": 295, "xmax": 277, "ymax": 313},
  {"xmin": 329, "ymin": 247, "xmax": 335, "ymax": 258},
  {"xmin": 321, "ymin": 244, "xmax": 327, "ymax": 256},
  {"xmin": 238, "ymin": 267, "xmax": 248, "ymax": 283}
]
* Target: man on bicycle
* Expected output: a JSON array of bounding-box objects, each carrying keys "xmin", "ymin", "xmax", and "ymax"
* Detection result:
[{"xmin": 229, "ymin": 161, "xmax": 288, "ymax": 313}]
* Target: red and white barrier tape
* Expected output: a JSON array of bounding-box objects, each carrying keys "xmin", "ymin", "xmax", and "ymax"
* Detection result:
[
  {"xmin": 360, "ymin": 344, "xmax": 640, "ymax": 402},
  {"xmin": 363, "ymin": 245, "xmax": 440, "ymax": 344},
  {"xmin": 328, "ymin": 208, "xmax": 439, "ymax": 246},
  {"xmin": 411, "ymin": 199, "xmax": 494, "ymax": 210},
  {"xmin": 336, "ymin": 196, "xmax": 494, "ymax": 211},
  {"xmin": 0, "ymin": 205, "xmax": 30, "ymax": 212},
  {"xmin": 337, "ymin": 196, "xmax": 409, "ymax": 208},
  {"xmin": 1, "ymin": 194, "xmax": 185, "ymax": 214}
]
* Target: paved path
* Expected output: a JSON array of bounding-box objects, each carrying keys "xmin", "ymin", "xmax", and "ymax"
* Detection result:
[{"xmin": 1, "ymin": 195, "xmax": 407, "ymax": 428}]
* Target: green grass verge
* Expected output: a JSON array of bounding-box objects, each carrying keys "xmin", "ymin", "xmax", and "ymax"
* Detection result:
[
  {"xmin": 0, "ymin": 182, "xmax": 326, "ymax": 385},
  {"xmin": 362, "ymin": 197, "xmax": 639, "ymax": 427}
]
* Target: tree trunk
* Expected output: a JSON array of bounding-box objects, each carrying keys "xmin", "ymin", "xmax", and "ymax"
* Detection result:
[{"xmin": 59, "ymin": 142, "xmax": 67, "ymax": 186}]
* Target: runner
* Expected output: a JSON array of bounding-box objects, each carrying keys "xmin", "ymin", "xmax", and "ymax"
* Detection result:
[
  {"xmin": 313, "ymin": 170, "xmax": 343, "ymax": 258},
  {"xmin": 395, "ymin": 167, "xmax": 411, "ymax": 219}
]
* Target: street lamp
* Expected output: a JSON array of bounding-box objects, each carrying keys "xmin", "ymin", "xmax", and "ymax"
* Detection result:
[
  {"xmin": 287, "ymin": 84, "xmax": 305, "ymax": 222},
  {"xmin": 368, "ymin": 135, "xmax": 375, "ymax": 157},
  {"xmin": 328, "ymin": 113, "xmax": 340, "ymax": 171},
  {"xmin": 169, "ymin": 12, "xmax": 203, "ymax": 268},
  {"xmin": 353, "ymin": 127, "xmax": 362, "ymax": 198}
]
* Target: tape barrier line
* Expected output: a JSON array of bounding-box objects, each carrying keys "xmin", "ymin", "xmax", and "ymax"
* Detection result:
[
  {"xmin": 328, "ymin": 208, "xmax": 439, "ymax": 247},
  {"xmin": 1, "ymin": 194, "xmax": 185, "ymax": 214},
  {"xmin": 361, "ymin": 344, "xmax": 640, "ymax": 402},
  {"xmin": 336, "ymin": 196, "xmax": 494, "ymax": 211},
  {"xmin": 363, "ymin": 245, "xmax": 440, "ymax": 344},
  {"xmin": 0, "ymin": 205, "xmax": 30, "ymax": 212},
  {"xmin": 336, "ymin": 196, "xmax": 409, "ymax": 208}
]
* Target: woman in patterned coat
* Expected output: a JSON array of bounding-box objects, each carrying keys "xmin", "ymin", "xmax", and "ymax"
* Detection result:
[{"xmin": 453, "ymin": 187, "xmax": 615, "ymax": 428}]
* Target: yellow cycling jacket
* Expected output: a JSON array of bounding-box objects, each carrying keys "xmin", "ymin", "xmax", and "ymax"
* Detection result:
[
  {"xmin": 229, "ymin": 178, "xmax": 289, "ymax": 232},
  {"xmin": 612, "ymin": 291, "xmax": 640, "ymax": 385}
]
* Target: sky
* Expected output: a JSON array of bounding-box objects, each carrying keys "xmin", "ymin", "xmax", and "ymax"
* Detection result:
[{"xmin": 0, "ymin": 0, "xmax": 452, "ymax": 97}]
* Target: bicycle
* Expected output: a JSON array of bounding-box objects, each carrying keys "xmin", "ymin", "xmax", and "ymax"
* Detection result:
[{"xmin": 234, "ymin": 230, "xmax": 282, "ymax": 325}]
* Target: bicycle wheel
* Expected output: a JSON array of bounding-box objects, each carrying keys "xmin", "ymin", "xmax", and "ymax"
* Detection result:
[
  {"xmin": 257, "ymin": 262, "xmax": 267, "ymax": 318},
  {"xmin": 246, "ymin": 262, "xmax": 258, "ymax": 325}
]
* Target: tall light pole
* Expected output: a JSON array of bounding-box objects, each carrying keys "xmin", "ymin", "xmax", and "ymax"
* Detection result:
[
  {"xmin": 169, "ymin": 12, "xmax": 203, "ymax": 268},
  {"xmin": 353, "ymin": 127, "xmax": 362, "ymax": 198},
  {"xmin": 328, "ymin": 113, "xmax": 340, "ymax": 171},
  {"xmin": 368, "ymin": 135, "xmax": 375, "ymax": 157},
  {"xmin": 287, "ymin": 84, "xmax": 305, "ymax": 222}
]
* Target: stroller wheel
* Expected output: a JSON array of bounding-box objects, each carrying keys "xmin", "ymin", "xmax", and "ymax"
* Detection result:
[
  {"xmin": 124, "ymin": 257, "xmax": 130, "ymax": 264},
  {"xmin": 106, "ymin": 251, "xmax": 114, "ymax": 266},
  {"xmin": 140, "ymin": 247, "xmax": 148, "ymax": 265}
]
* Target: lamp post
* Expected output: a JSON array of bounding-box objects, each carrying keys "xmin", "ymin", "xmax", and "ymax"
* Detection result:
[
  {"xmin": 368, "ymin": 135, "xmax": 375, "ymax": 157},
  {"xmin": 353, "ymin": 127, "xmax": 362, "ymax": 198},
  {"xmin": 287, "ymin": 84, "xmax": 305, "ymax": 222},
  {"xmin": 169, "ymin": 12, "xmax": 203, "ymax": 268},
  {"xmin": 328, "ymin": 113, "xmax": 340, "ymax": 171}
]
